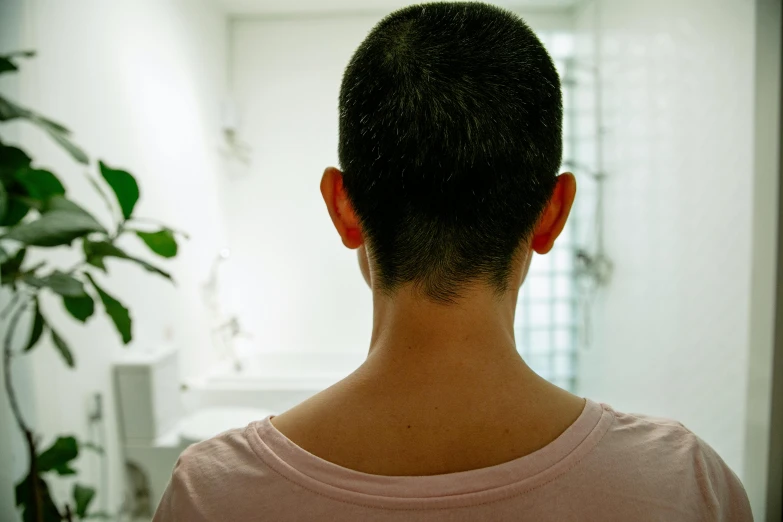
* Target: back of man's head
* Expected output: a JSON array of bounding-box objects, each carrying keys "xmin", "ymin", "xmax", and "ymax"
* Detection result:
[{"xmin": 338, "ymin": 2, "xmax": 562, "ymax": 304}]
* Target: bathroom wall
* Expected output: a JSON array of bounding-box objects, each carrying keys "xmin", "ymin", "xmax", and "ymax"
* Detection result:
[
  {"xmin": 0, "ymin": 0, "xmax": 229, "ymax": 517},
  {"xmin": 223, "ymin": 8, "xmax": 575, "ymax": 364},
  {"xmin": 226, "ymin": 2, "xmax": 763, "ymax": 492},
  {"xmin": 1, "ymin": 0, "xmax": 770, "ymax": 517},
  {"xmin": 573, "ymin": 0, "xmax": 759, "ymax": 501}
]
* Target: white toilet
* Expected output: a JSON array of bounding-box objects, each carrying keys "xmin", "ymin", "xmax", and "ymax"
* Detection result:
[{"xmin": 113, "ymin": 346, "xmax": 272, "ymax": 517}]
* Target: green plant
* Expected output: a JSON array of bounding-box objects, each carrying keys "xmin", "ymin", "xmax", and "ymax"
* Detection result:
[{"xmin": 1, "ymin": 52, "xmax": 183, "ymax": 521}]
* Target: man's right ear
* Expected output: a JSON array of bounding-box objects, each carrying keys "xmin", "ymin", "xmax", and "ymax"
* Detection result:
[
  {"xmin": 320, "ymin": 167, "xmax": 364, "ymax": 249},
  {"xmin": 531, "ymin": 173, "xmax": 576, "ymax": 255}
]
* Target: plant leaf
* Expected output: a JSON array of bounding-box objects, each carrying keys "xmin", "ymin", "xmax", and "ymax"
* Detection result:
[
  {"xmin": 37, "ymin": 436, "xmax": 79, "ymax": 474},
  {"xmin": 84, "ymin": 240, "xmax": 172, "ymax": 281},
  {"xmin": 86, "ymin": 172, "xmax": 115, "ymax": 215},
  {"xmin": 0, "ymin": 247, "xmax": 25, "ymax": 284},
  {"xmin": 73, "ymin": 484, "xmax": 96, "ymax": 518},
  {"xmin": 83, "ymin": 240, "xmax": 124, "ymax": 260},
  {"xmin": 47, "ymin": 271, "xmax": 87, "ymax": 296},
  {"xmin": 0, "ymin": 145, "xmax": 33, "ymax": 225},
  {"xmin": 0, "ymin": 57, "xmax": 17, "ymax": 74},
  {"xmin": 64, "ymin": 293, "xmax": 95, "ymax": 323},
  {"xmin": 0, "ymin": 143, "xmax": 32, "ymax": 181},
  {"xmin": 82, "ymin": 239, "xmax": 107, "ymax": 272},
  {"xmin": 24, "ymin": 298, "xmax": 45, "ymax": 352},
  {"xmin": 31, "ymin": 270, "xmax": 87, "ymax": 297},
  {"xmin": 99, "ymin": 161, "xmax": 139, "ymax": 219},
  {"xmin": 15, "ymin": 473, "xmax": 62, "ymax": 522},
  {"xmin": 50, "ymin": 327, "xmax": 75, "ymax": 367},
  {"xmin": 0, "ymin": 51, "xmax": 35, "ymax": 75},
  {"xmin": 86, "ymin": 257, "xmax": 107, "ymax": 272},
  {"xmin": 40, "ymin": 122, "xmax": 88, "ymax": 164},
  {"xmin": 0, "ymin": 196, "xmax": 30, "ymax": 226},
  {"xmin": 19, "ymin": 274, "xmax": 45, "ymax": 288},
  {"xmin": 3, "ymin": 211, "xmax": 103, "ymax": 246},
  {"xmin": 43, "ymin": 195, "xmax": 93, "ymax": 215},
  {"xmin": 15, "ymin": 167, "xmax": 66, "ymax": 200},
  {"xmin": 134, "ymin": 258, "xmax": 172, "ymax": 280},
  {"xmin": 28, "ymin": 113, "xmax": 70, "ymax": 135},
  {"xmin": 3, "ymin": 197, "xmax": 106, "ymax": 246},
  {"xmin": 0, "ymin": 181, "xmax": 6, "ymax": 222},
  {"xmin": 0, "ymin": 95, "xmax": 30, "ymax": 121},
  {"xmin": 136, "ymin": 229, "xmax": 178, "ymax": 258},
  {"xmin": 0, "ymin": 98, "xmax": 87, "ymax": 164},
  {"xmin": 86, "ymin": 273, "xmax": 132, "ymax": 345},
  {"xmin": 1, "ymin": 50, "xmax": 36, "ymax": 58}
]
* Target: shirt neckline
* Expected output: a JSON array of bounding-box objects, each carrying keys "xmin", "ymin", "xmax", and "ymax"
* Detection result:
[{"xmin": 244, "ymin": 398, "xmax": 613, "ymax": 509}]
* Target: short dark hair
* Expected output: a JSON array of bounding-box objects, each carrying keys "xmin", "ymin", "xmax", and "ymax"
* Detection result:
[{"xmin": 338, "ymin": 2, "xmax": 562, "ymax": 304}]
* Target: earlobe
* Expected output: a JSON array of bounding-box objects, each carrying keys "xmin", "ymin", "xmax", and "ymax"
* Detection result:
[{"xmin": 531, "ymin": 234, "xmax": 553, "ymax": 255}]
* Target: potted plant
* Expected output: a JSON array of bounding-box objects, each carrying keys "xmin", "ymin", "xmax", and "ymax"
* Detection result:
[{"xmin": 1, "ymin": 51, "xmax": 182, "ymax": 522}]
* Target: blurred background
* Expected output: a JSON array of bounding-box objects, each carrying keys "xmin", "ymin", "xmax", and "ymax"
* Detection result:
[{"xmin": 0, "ymin": 0, "xmax": 780, "ymax": 520}]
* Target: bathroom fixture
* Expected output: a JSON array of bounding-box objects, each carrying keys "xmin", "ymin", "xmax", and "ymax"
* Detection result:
[
  {"xmin": 202, "ymin": 248, "xmax": 250, "ymax": 370},
  {"xmin": 202, "ymin": 248, "xmax": 231, "ymax": 311},
  {"xmin": 219, "ymin": 97, "xmax": 252, "ymax": 165},
  {"xmin": 113, "ymin": 345, "xmax": 272, "ymax": 508}
]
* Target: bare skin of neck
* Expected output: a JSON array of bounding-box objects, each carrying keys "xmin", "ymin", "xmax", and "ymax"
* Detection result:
[
  {"xmin": 271, "ymin": 280, "xmax": 586, "ymax": 476},
  {"xmin": 271, "ymin": 168, "xmax": 584, "ymax": 475}
]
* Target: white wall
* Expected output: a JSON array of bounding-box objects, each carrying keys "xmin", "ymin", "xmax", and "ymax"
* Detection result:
[
  {"xmin": 0, "ymin": 0, "xmax": 228, "ymax": 517},
  {"xmin": 574, "ymin": 0, "xmax": 756, "ymax": 490},
  {"xmin": 225, "ymin": 15, "xmax": 375, "ymax": 358}
]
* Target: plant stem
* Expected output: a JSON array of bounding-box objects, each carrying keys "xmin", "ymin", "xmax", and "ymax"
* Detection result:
[
  {"xmin": 0, "ymin": 292, "xmax": 22, "ymax": 321},
  {"xmin": 112, "ymin": 221, "xmax": 125, "ymax": 241},
  {"xmin": 3, "ymin": 298, "xmax": 32, "ymax": 434},
  {"xmin": 24, "ymin": 429, "xmax": 43, "ymax": 522},
  {"xmin": 3, "ymin": 298, "xmax": 48, "ymax": 522}
]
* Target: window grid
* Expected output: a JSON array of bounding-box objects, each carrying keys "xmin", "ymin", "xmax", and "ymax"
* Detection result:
[{"xmin": 514, "ymin": 32, "xmax": 579, "ymax": 392}]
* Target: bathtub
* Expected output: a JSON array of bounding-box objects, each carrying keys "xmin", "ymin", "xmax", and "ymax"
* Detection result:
[{"xmin": 182, "ymin": 350, "xmax": 366, "ymax": 415}]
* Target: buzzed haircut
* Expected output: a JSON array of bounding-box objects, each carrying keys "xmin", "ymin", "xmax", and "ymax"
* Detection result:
[{"xmin": 338, "ymin": 2, "xmax": 563, "ymax": 304}]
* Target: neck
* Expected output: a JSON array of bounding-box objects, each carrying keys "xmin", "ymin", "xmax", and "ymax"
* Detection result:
[
  {"xmin": 359, "ymin": 283, "xmax": 530, "ymax": 382},
  {"xmin": 269, "ymin": 272, "xmax": 586, "ymax": 477}
]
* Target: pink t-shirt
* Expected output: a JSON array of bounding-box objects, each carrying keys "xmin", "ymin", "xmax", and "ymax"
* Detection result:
[{"xmin": 153, "ymin": 400, "xmax": 752, "ymax": 521}]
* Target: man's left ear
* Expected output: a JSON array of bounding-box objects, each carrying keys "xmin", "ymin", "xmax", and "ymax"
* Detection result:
[
  {"xmin": 531, "ymin": 173, "xmax": 576, "ymax": 255},
  {"xmin": 320, "ymin": 166, "xmax": 364, "ymax": 249}
]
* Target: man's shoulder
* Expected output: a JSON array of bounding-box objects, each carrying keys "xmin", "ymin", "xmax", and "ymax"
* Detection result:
[
  {"xmin": 585, "ymin": 404, "xmax": 752, "ymax": 521},
  {"xmin": 597, "ymin": 405, "xmax": 713, "ymax": 465},
  {"xmin": 607, "ymin": 406, "xmax": 694, "ymax": 440},
  {"xmin": 176, "ymin": 423, "xmax": 260, "ymax": 476},
  {"xmin": 153, "ymin": 422, "xmax": 275, "ymax": 521}
]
